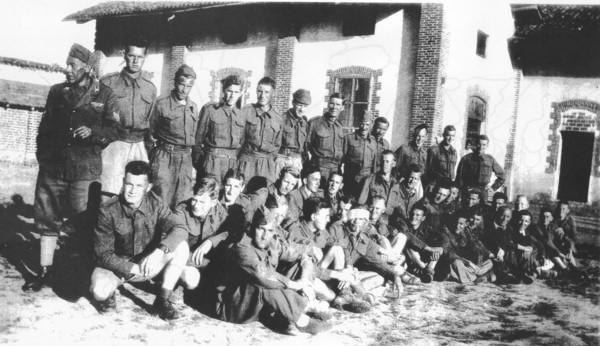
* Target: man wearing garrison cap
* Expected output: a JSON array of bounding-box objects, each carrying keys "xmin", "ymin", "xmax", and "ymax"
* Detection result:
[
  {"xmin": 275, "ymin": 88, "xmax": 312, "ymax": 176},
  {"xmin": 24, "ymin": 43, "xmax": 114, "ymax": 292},
  {"xmin": 341, "ymin": 110, "xmax": 378, "ymax": 198},
  {"xmin": 148, "ymin": 64, "xmax": 198, "ymax": 208},
  {"xmin": 98, "ymin": 40, "xmax": 157, "ymax": 198}
]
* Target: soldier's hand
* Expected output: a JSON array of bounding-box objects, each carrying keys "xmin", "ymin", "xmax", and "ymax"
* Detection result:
[
  {"xmin": 73, "ymin": 126, "xmax": 92, "ymax": 139},
  {"xmin": 140, "ymin": 248, "xmax": 165, "ymax": 277},
  {"xmin": 191, "ymin": 241, "xmax": 212, "ymax": 267}
]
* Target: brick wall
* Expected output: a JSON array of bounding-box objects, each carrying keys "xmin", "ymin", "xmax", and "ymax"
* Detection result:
[
  {"xmin": 0, "ymin": 106, "xmax": 42, "ymax": 164},
  {"xmin": 273, "ymin": 36, "xmax": 296, "ymax": 114},
  {"xmin": 504, "ymin": 69, "xmax": 522, "ymax": 198},
  {"xmin": 409, "ymin": 3, "xmax": 444, "ymax": 146}
]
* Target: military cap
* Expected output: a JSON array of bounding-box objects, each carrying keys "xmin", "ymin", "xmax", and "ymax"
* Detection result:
[
  {"xmin": 175, "ymin": 64, "xmax": 196, "ymax": 80},
  {"xmin": 292, "ymin": 89, "xmax": 311, "ymax": 105},
  {"xmin": 68, "ymin": 43, "xmax": 95, "ymax": 65}
]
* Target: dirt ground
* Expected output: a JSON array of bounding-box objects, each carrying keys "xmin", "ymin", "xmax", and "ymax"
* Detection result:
[{"xmin": 0, "ymin": 200, "xmax": 599, "ymax": 346}]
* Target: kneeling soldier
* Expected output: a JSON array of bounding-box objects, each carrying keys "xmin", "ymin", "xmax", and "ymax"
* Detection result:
[{"xmin": 90, "ymin": 161, "xmax": 190, "ymax": 320}]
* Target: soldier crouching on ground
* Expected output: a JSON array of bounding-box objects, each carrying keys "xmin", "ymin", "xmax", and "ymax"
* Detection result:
[
  {"xmin": 212, "ymin": 208, "xmax": 333, "ymax": 335},
  {"xmin": 24, "ymin": 43, "xmax": 111, "ymax": 292},
  {"xmin": 148, "ymin": 64, "xmax": 198, "ymax": 209},
  {"xmin": 89, "ymin": 161, "xmax": 191, "ymax": 320}
]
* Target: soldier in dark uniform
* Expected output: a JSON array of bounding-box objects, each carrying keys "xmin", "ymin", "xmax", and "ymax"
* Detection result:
[
  {"xmin": 275, "ymin": 89, "xmax": 311, "ymax": 175},
  {"xmin": 395, "ymin": 124, "xmax": 428, "ymax": 181},
  {"xmin": 289, "ymin": 164, "xmax": 323, "ymax": 221},
  {"xmin": 358, "ymin": 150, "xmax": 403, "ymax": 216},
  {"xmin": 371, "ymin": 116, "xmax": 390, "ymax": 173},
  {"xmin": 425, "ymin": 125, "xmax": 457, "ymax": 189},
  {"xmin": 89, "ymin": 161, "xmax": 191, "ymax": 319},
  {"xmin": 194, "ymin": 75, "xmax": 245, "ymax": 183},
  {"xmin": 307, "ymin": 93, "xmax": 345, "ymax": 187},
  {"xmin": 149, "ymin": 65, "xmax": 198, "ymax": 208},
  {"xmin": 342, "ymin": 111, "xmax": 377, "ymax": 199},
  {"xmin": 99, "ymin": 42, "xmax": 157, "ymax": 197},
  {"xmin": 24, "ymin": 44, "xmax": 112, "ymax": 292},
  {"xmin": 220, "ymin": 169, "xmax": 267, "ymax": 229},
  {"xmin": 238, "ymin": 77, "xmax": 283, "ymax": 184}
]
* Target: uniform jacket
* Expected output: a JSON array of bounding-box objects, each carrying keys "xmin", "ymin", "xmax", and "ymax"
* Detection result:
[
  {"xmin": 240, "ymin": 104, "xmax": 282, "ymax": 155},
  {"xmin": 307, "ymin": 115, "xmax": 345, "ymax": 164},
  {"xmin": 150, "ymin": 93, "xmax": 198, "ymax": 147}
]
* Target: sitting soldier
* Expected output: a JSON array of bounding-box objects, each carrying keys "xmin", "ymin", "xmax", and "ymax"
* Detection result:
[
  {"xmin": 219, "ymin": 169, "xmax": 266, "ymax": 229},
  {"xmin": 324, "ymin": 171, "xmax": 345, "ymax": 222},
  {"xmin": 213, "ymin": 208, "xmax": 332, "ymax": 335},
  {"xmin": 289, "ymin": 163, "xmax": 324, "ymax": 220},
  {"xmin": 90, "ymin": 161, "xmax": 190, "ymax": 320}
]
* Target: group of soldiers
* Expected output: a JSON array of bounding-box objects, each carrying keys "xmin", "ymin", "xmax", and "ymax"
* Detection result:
[{"xmin": 22, "ymin": 42, "xmax": 582, "ymax": 335}]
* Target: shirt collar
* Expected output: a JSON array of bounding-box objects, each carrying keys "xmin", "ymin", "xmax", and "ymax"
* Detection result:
[
  {"xmin": 169, "ymin": 92, "xmax": 194, "ymax": 112},
  {"xmin": 120, "ymin": 68, "xmax": 141, "ymax": 88},
  {"xmin": 120, "ymin": 194, "xmax": 151, "ymax": 218}
]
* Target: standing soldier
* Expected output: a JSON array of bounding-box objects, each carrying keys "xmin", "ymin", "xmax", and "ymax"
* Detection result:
[
  {"xmin": 24, "ymin": 44, "xmax": 110, "ymax": 292},
  {"xmin": 456, "ymin": 134, "xmax": 505, "ymax": 204},
  {"xmin": 149, "ymin": 65, "xmax": 198, "ymax": 208},
  {"xmin": 238, "ymin": 77, "xmax": 283, "ymax": 184},
  {"xmin": 371, "ymin": 116, "xmax": 390, "ymax": 173},
  {"xmin": 395, "ymin": 124, "xmax": 428, "ymax": 180},
  {"xmin": 307, "ymin": 93, "xmax": 345, "ymax": 187},
  {"xmin": 194, "ymin": 75, "xmax": 245, "ymax": 183},
  {"xmin": 99, "ymin": 42, "xmax": 157, "ymax": 197},
  {"xmin": 425, "ymin": 125, "xmax": 457, "ymax": 189},
  {"xmin": 275, "ymin": 89, "xmax": 311, "ymax": 175},
  {"xmin": 342, "ymin": 111, "xmax": 377, "ymax": 198}
]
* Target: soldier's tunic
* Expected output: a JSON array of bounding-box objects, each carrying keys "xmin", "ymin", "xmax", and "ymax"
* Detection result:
[
  {"xmin": 34, "ymin": 80, "xmax": 111, "ymax": 236},
  {"xmin": 275, "ymin": 108, "xmax": 308, "ymax": 175},
  {"xmin": 238, "ymin": 104, "xmax": 283, "ymax": 184},
  {"xmin": 99, "ymin": 69, "xmax": 157, "ymax": 195},
  {"xmin": 342, "ymin": 132, "xmax": 378, "ymax": 198},
  {"xmin": 194, "ymin": 102, "xmax": 246, "ymax": 182},
  {"xmin": 307, "ymin": 115, "xmax": 345, "ymax": 183},
  {"xmin": 149, "ymin": 94, "xmax": 198, "ymax": 208}
]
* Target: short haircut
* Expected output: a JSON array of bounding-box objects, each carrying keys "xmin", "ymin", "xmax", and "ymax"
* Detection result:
[
  {"xmin": 515, "ymin": 194, "xmax": 527, "ymax": 202},
  {"xmin": 303, "ymin": 197, "xmax": 331, "ymax": 220},
  {"xmin": 405, "ymin": 163, "xmax": 422, "ymax": 177},
  {"xmin": 494, "ymin": 206, "xmax": 512, "ymax": 221},
  {"xmin": 329, "ymin": 92, "xmax": 345, "ymax": 101},
  {"xmin": 279, "ymin": 166, "xmax": 300, "ymax": 180},
  {"xmin": 493, "ymin": 192, "xmax": 508, "ymax": 201},
  {"xmin": 381, "ymin": 149, "xmax": 396, "ymax": 160},
  {"xmin": 479, "ymin": 134, "xmax": 489, "ymax": 142},
  {"xmin": 469, "ymin": 205, "xmax": 485, "ymax": 218},
  {"xmin": 125, "ymin": 161, "xmax": 151, "ymax": 180},
  {"xmin": 374, "ymin": 117, "xmax": 389, "ymax": 126},
  {"xmin": 258, "ymin": 76, "xmax": 276, "ymax": 89},
  {"xmin": 221, "ymin": 74, "xmax": 243, "ymax": 90},
  {"xmin": 224, "ymin": 168, "xmax": 245, "ymax": 185},
  {"xmin": 301, "ymin": 163, "xmax": 321, "ymax": 180},
  {"xmin": 411, "ymin": 202, "xmax": 428, "ymax": 217},
  {"xmin": 370, "ymin": 195, "xmax": 386, "ymax": 206},
  {"xmin": 435, "ymin": 178, "xmax": 452, "ymax": 192},
  {"xmin": 124, "ymin": 40, "xmax": 149, "ymax": 55},
  {"xmin": 340, "ymin": 194, "xmax": 356, "ymax": 205},
  {"xmin": 193, "ymin": 176, "xmax": 220, "ymax": 200},
  {"xmin": 468, "ymin": 188, "xmax": 482, "ymax": 199},
  {"xmin": 443, "ymin": 125, "xmax": 456, "ymax": 134},
  {"xmin": 414, "ymin": 123, "xmax": 428, "ymax": 134},
  {"xmin": 328, "ymin": 170, "xmax": 344, "ymax": 181},
  {"xmin": 517, "ymin": 209, "xmax": 532, "ymax": 221}
]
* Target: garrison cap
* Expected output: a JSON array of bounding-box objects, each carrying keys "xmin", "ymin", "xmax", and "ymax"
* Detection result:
[
  {"xmin": 68, "ymin": 43, "xmax": 95, "ymax": 66},
  {"xmin": 292, "ymin": 89, "xmax": 312, "ymax": 105},
  {"xmin": 175, "ymin": 64, "xmax": 196, "ymax": 79}
]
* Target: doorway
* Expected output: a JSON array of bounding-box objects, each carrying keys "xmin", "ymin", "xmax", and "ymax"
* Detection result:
[{"xmin": 557, "ymin": 131, "xmax": 594, "ymax": 202}]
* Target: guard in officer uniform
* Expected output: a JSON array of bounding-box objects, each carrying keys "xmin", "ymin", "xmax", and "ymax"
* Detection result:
[{"xmin": 149, "ymin": 64, "xmax": 198, "ymax": 208}]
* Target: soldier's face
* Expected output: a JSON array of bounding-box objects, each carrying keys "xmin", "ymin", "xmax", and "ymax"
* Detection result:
[
  {"xmin": 292, "ymin": 101, "xmax": 309, "ymax": 117},
  {"xmin": 434, "ymin": 187, "xmax": 450, "ymax": 204},
  {"xmin": 373, "ymin": 121, "xmax": 389, "ymax": 139},
  {"xmin": 122, "ymin": 173, "xmax": 151, "ymax": 207},
  {"xmin": 443, "ymin": 130, "xmax": 456, "ymax": 146},
  {"xmin": 349, "ymin": 217, "xmax": 367, "ymax": 233},
  {"xmin": 382, "ymin": 153, "xmax": 396, "ymax": 174},
  {"xmin": 279, "ymin": 173, "xmax": 298, "ymax": 195},
  {"xmin": 516, "ymin": 196, "xmax": 529, "ymax": 211},
  {"xmin": 173, "ymin": 76, "xmax": 194, "ymax": 101},
  {"xmin": 542, "ymin": 211, "xmax": 553, "ymax": 226},
  {"xmin": 358, "ymin": 120, "xmax": 371, "ymax": 136},
  {"xmin": 559, "ymin": 204, "xmax": 569, "ymax": 220},
  {"xmin": 253, "ymin": 222, "xmax": 276, "ymax": 249},
  {"xmin": 327, "ymin": 97, "xmax": 344, "ymax": 118},
  {"xmin": 369, "ymin": 200, "xmax": 386, "ymax": 222},
  {"xmin": 124, "ymin": 46, "xmax": 146, "ymax": 74},
  {"xmin": 190, "ymin": 192, "xmax": 216, "ymax": 218},
  {"xmin": 456, "ymin": 217, "xmax": 468, "ymax": 233},
  {"xmin": 313, "ymin": 208, "xmax": 331, "ymax": 231},
  {"xmin": 414, "ymin": 128, "xmax": 427, "ymax": 148},
  {"xmin": 447, "ymin": 187, "xmax": 460, "ymax": 203},
  {"xmin": 475, "ymin": 139, "xmax": 488, "ymax": 154},
  {"xmin": 468, "ymin": 194, "xmax": 480, "ymax": 207},
  {"xmin": 223, "ymin": 84, "xmax": 242, "ymax": 107},
  {"xmin": 496, "ymin": 209, "xmax": 512, "ymax": 228},
  {"xmin": 256, "ymin": 83, "xmax": 273, "ymax": 107},
  {"xmin": 327, "ymin": 174, "xmax": 343, "ymax": 195},
  {"xmin": 304, "ymin": 172, "xmax": 321, "ymax": 193},
  {"xmin": 339, "ymin": 202, "xmax": 352, "ymax": 222},
  {"xmin": 406, "ymin": 172, "xmax": 421, "ymax": 189},
  {"xmin": 519, "ymin": 215, "xmax": 531, "ymax": 230},
  {"xmin": 224, "ymin": 178, "xmax": 244, "ymax": 203},
  {"xmin": 65, "ymin": 57, "xmax": 88, "ymax": 85},
  {"xmin": 494, "ymin": 198, "xmax": 506, "ymax": 210},
  {"xmin": 470, "ymin": 214, "xmax": 483, "ymax": 228},
  {"xmin": 410, "ymin": 209, "xmax": 425, "ymax": 228}
]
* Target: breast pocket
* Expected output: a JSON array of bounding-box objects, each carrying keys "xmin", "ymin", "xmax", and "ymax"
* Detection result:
[
  {"xmin": 316, "ymin": 128, "xmax": 332, "ymax": 150},
  {"xmin": 138, "ymin": 92, "xmax": 154, "ymax": 125},
  {"xmin": 232, "ymin": 117, "xmax": 246, "ymax": 145},
  {"xmin": 283, "ymin": 125, "xmax": 296, "ymax": 147},
  {"xmin": 114, "ymin": 221, "xmax": 132, "ymax": 251},
  {"xmin": 209, "ymin": 115, "xmax": 229, "ymax": 144},
  {"xmin": 267, "ymin": 121, "xmax": 281, "ymax": 144},
  {"xmin": 480, "ymin": 161, "xmax": 492, "ymax": 180}
]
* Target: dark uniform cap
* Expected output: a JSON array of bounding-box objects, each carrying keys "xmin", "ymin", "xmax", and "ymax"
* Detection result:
[
  {"xmin": 175, "ymin": 64, "xmax": 196, "ymax": 79},
  {"xmin": 68, "ymin": 43, "xmax": 95, "ymax": 65},
  {"xmin": 293, "ymin": 89, "xmax": 311, "ymax": 105}
]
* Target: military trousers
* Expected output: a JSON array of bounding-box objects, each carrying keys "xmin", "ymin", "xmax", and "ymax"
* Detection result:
[
  {"xmin": 100, "ymin": 140, "xmax": 148, "ymax": 196},
  {"xmin": 149, "ymin": 145, "xmax": 194, "ymax": 209}
]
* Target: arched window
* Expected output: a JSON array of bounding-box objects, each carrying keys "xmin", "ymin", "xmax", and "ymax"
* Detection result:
[{"xmin": 209, "ymin": 67, "xmax": 252, "ymax": 107}]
